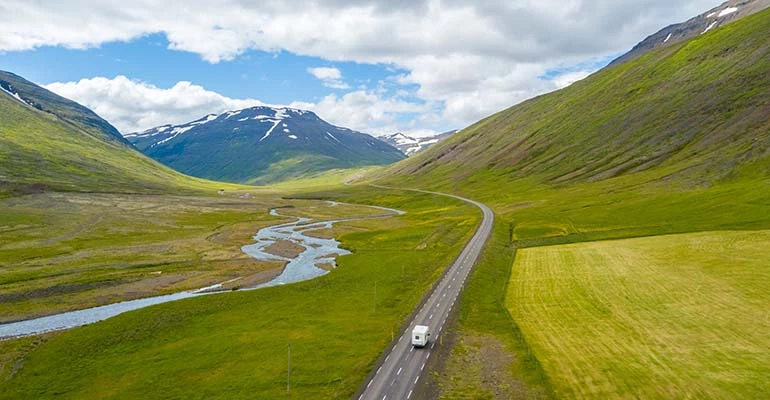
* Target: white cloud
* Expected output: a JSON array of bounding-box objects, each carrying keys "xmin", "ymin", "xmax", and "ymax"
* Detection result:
[
  {"xmin": 45, "ymin": 76, "xmax": 429, "ymax": 136},
  {"xmin": 45, "ymin": 76, "xmax": 264, "ymax": 133},
  {"xmin": 308, "ymin": 67, "xmax": 342, "ymax": 81},
  {"xmin": 307, "ymin": 67, "xmax": 350, "ymax": 89},
  {"xmin": 552, "ymin": 70, "xmax": 593, "ymax": 89},
  {"xmin": 290, "ymin": 90, "xmax": 430, "ymax": 136},
  {"xmin": 5, "ymin": 0, "xmax": 723, "ymax": 133}
]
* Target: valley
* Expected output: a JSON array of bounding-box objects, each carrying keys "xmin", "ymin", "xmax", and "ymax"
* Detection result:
[
  {"xmin": 0, "ymin": 187, "xmax": 480, "ymax": 399},
  {"xmin": 2, "ymin": 0, "xmax": 770, "ymax": 399}
]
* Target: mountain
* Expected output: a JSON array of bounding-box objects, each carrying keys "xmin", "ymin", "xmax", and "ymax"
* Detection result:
[
  {"xmin": 380, "ymin": 130, "xmax": 457, "ymax": 156},
  {"xmin": 0, "ymin": 71, "xmax": 130, "ymax": 146},
  {"xmin": 610, "ymin": 0, "xmax": 770, "ymax": 66},
  {"xmin": 0, "ymin": 71, "xmax": 215, "ymax": 196},
  {"xmin": 384, "ymin": 7, "xmax": 770, "ymax": 189},
  {"xmin": 126, "ymin": 106, "xmax": 405, "ymax": 184}
]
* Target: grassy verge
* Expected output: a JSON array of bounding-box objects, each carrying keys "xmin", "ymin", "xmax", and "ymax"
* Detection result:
[
  {"xmin": 0, "ymin": 187, "xmax": 479, "ymax": 399},
  {"xmin": 432, "ymin": 221, "xmax": 554, "ymax": 399},
  {"xmin": 507, "ymin": 230, "xmax": 770, "ymax": 398}
]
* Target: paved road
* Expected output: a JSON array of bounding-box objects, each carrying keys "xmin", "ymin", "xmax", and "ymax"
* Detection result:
[{"xmin": 357, "ymin": 186, "xmax": 494, "ymax": 400}]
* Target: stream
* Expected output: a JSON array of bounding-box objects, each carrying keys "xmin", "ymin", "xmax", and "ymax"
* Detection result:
[{"xmin": 0, "ymin": 203, "xmax": 404, "ymax": 339}]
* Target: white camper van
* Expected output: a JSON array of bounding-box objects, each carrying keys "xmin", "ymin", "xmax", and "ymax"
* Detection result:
[{"xmin": 412, "ymin": 325, "xmax": 430, "ymax": 347}]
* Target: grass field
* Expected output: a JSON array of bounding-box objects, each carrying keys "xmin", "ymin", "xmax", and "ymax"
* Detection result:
[
  {"xmin": 506, "ymin": 230, "xmax": 770, "ymax": 399},
  {"xmin": 0, "ymin": 190, "xmax": 396, "ymax": 323},
  {"xmin": 0, "ymin": 187, "xmax": 479, "ymax": 399}
]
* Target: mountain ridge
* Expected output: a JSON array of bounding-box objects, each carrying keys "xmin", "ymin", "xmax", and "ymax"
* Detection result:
[{"xmin": 610, "ymin": 0, "xmax": 770, "ymax": 66}]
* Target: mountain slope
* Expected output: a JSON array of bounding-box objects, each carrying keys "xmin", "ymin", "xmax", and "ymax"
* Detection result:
[
  {"xmin": 385, "ymin": 7, "xmax": 770, "ymax": 189},
  {"xmin": 380, "ymin": 130, "xmax": 457, "ymax": 156},
  {"xmin": 0, "ymin": 71, "xmax": 130, "ymax": 146},
  {"xmin": 0, "ymin": 72, "xmax": 220, "ymax": 196},
  {"xmin": 127, "ymin": 107, "xmax": 405, "ymax": 184},
  {"xmin": 610, "ymin": 0, "xmax": 770, "ymax": 66}
]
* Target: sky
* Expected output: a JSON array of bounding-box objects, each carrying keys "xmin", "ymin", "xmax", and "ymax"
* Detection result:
[{"xmin": 0, "ymin": 0, "xmax": 723, "ymax": 137}]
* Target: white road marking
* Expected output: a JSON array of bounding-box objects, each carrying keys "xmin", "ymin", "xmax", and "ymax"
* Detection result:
[
  {"xmin": 367, "ymin": 380, "xmax": 372, "ymax": 388},
  {"xmin": 407, "ymin": 390, "xmax": 413, "ymax": 399},
  {"xmin": 377, "ymin": 366, "xmax": 382, "ymax": 374},
  {"xmin": 397, "ymin": 367, "xmax": 402, "ymax": 375},
  {"xmin": 414, "ymin": 377, "xmax": 419, "ymax": 384},
  {"xmin": 420, "ymin": 363, "xmax": 425, "ymax": 371}
]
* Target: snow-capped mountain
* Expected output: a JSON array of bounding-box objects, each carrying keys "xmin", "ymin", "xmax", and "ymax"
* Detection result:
[
  {"xmin": 126, "ymin": 106, "xmax": 405, "ymax": 184},
  {"xmin": 379, "ymin": 130, "xmax": 457, "ymax": 156},
  {"xmin": 611, "ymin": 0, "xmax": 770, "ymax": 66}
]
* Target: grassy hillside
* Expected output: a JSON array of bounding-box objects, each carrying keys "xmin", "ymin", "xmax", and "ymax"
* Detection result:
[
  {"xmin": 371, "ymin": 8, "xmax": 770, "ymax": 399},
  {"xmin": 385, "ymin": 7, "xmax": 770, "ymax": 189},
  {"xmin": 0, "ymin": 75, "xmax": 234, "ymax": 196},
  {"xmin": 0, "ymin": 71, "xmax": 128, "ymax": 146}
]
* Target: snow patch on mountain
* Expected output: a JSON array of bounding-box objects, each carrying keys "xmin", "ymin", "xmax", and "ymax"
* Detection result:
[
  {"xmin": 702, "ymin": 21, "xmax": 719, "ymax": 34},
  {"xmin": 0, "ymin": 84, "xmax": 32, "ymax": 106},
  {"xmin": 380, "ymin": 131, "xmax": 457, "ymax": 156},
  {"xmin": 260, "ymin": 119, "xmax": 282, "ymax": 142},
  {"xmin": 718, "ymin": 7, "xmax": 739, "ymax": 17},
  {"xmin": 326, "ymin": 132, "xmax": 342, "ymax": 143}
]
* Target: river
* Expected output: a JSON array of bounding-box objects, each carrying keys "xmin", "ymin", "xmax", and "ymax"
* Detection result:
[{"xmin": 0, "ymin": 203, "xmax": 404, "ymax": 339}]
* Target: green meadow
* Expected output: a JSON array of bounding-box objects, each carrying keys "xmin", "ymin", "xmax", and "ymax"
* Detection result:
[
  {"xmin": 0, "ymin": 187, "xmax": 479, "ymax": 399},
  {"xmin": 507, "ymin": 230, "xmax": 770, "ymax": 399}
]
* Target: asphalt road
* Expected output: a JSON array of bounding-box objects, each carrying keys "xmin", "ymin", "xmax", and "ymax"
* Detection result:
[{"xmin": 357, "ymin": 187, "xmax": 494, "ymax": 400}]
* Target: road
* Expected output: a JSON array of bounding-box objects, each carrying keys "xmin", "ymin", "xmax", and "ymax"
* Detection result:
[{"xmin": 357, "ymin": 186, "xmax": 494, "ymax": 400}]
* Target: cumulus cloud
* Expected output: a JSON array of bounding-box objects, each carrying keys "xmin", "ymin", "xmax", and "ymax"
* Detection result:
[
  {"xmin": 45, "ymin": 76, "xmax": 428, "ymax": 136},
  {"xmin": 291, "ymin": 90, "xmax": 431, "ymax": 136},
  {"xmin": 552, "ymin": 71, "xmax": 594, "ymax": 89},
  {"xmin": 45, "ymin": 76, "xmax": 264, "ymax": 133},
  {"xmin": 7, "ymin": 0, "xmax": 722, "ymax": 132},
  {"xmin": 307, "ymin": 67, "xmax": 350, "ymax": 89}
]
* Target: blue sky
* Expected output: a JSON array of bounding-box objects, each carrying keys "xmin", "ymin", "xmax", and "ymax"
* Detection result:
[
  {"xmin": 0, "ymin": 0, "xmax": 722, "ymax": 136},
  {"xmin": 2, "ymin": 34, "xmax": 408, "ymax": 105}
]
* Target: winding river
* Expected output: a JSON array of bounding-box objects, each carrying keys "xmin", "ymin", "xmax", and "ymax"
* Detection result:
[{"xmin": 0, "ymin": 203, "xmax": 404, "ymax": 339}]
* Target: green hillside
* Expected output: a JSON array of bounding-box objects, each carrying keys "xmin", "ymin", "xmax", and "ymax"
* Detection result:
[
  {"xmin": 0, "ymin": 73, "xmax": 233, "ymax": 196},
  {"xmin": 0, "ymin": 71, "xmax": 128, "ymax": 146},
  {"xmin": 375, "ymin": 8, "xmax": 770, "ymax": 399},
  {"xmin": 386, "ymin": 7, "xmax": 770, "ymax": 190}
]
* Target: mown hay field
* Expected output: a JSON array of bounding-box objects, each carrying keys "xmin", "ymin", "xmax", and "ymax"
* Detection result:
[{"xmin": 507, "ymin": 230, "xmax": 770, "ymax": 399}]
